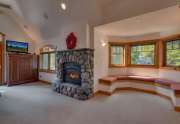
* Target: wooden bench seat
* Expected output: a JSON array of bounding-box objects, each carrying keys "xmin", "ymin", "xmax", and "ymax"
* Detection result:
[
  {"xmin": 99, "ymin": 76, "xmax": 118, "ymax": 85},
  {"xmin": 127, "ymin": 76, "xmax": 156, "ymax": 82},
  {"xmin": 98, "ymin": 75, "xmax": 180, "ymax": 112},
  {"xmin": 155, "ymin": 78, "xmax": 173, "ymax": 88},
  {"xmin": 171, "ymin": 84, "xmax": 180, "ymax": 94},
  {"xmin": 99, "ymin": 75, "xmax": 156, "ymax": 85},
  {"xmin": 99, "ymin": 75, "xmax": 180, "ymax": 91}
]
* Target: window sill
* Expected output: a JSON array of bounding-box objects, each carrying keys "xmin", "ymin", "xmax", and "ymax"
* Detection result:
[
  {"xmin": 160, "ymin": 67, "xmax": 180, "ymax": 71},
  {"xmin": 129, "ymin": 64, "xmax": 158, "ymax": 68},
  {"xmin": 109, "ymin": 65, "xmax": 126, "ymax": 68},
  {"xmin": 109, "ymin": 64, "xmax": 158, "ymax": 69},
  {"xmin": 39, "ymin": 70, "xmax": 56, "ymax": 74}
]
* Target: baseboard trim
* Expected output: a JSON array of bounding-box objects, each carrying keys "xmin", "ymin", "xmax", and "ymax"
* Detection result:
[
  {"xmin": 175, "ymin": 94, "xmax": 180, "ymax": 97},
  {"xmin": 94, "ymin": 91, "xmax": 111, "ymax": 96},
  {"xmin": 99, "ymin": 80, "xmax": 156, "ymax": 86},
  {"xmin": 39, "ymin": 80, "xmax": 51, "ymax": 84},
  {"xmin": 175, "ymin": 106, "xmax": 180, "ymax": 112}
]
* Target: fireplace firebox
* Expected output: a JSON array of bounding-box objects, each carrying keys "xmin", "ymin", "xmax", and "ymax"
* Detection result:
[{"xmin": 63, "ymin": 62, "xmax": 81, "ymax": 86}]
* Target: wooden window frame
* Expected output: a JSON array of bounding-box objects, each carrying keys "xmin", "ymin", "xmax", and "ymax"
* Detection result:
[
  {"xmin": 109, "ymin": 40, "xmax": 159, "ymax": 68},
  {"xmin": 109, "ymin": 43, "xmax": 126, "ymax": 68},
  {"xmin": 160, "ymin": 35, "xmax": 180, "ymax": 70},
  {"xmin": 39, "ymin": 51, "xmax": 56, "ymax": 73},
  {"xmin": 128, "ymin": 40, "xmax": 159, "ymax": 68},
  {"xmin": 108, "ymin": 34, "xmax": 180, "ymax": 71}
]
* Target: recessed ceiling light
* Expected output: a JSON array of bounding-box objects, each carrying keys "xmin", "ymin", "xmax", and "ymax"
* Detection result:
[{"xmin": 61, "ymin": 2, "xmax": 67, "ymax": 10}]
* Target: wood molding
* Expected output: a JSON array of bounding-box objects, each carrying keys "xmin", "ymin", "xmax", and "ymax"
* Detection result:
[
  {"xmin": 99, "ymin": 78, "xmax": 156, "ymax": 86},
  {"xmin": 174, "ymin": 106, "xmax": 180, "ymax": 112},
  {"xmin": 108, "ymin": 43, "xmax": 125, "ymax": 68},
  {"xmin": 39, "ymin": 52, "xmax": 56, "ymax": 73},
  {"xmin": 94, "ymin": 91, "xmax": 111, "ymax": 96},
  {"xmin": 99, "ymin": 80, "xmax": 112, "ymax": 86},
  {"xmin": 0, "ymin": 33, "xmax": 5, "ymax": 85},
  {"xmin": 7, "ymin": 53, "xmax": 38, "ymax": 85},
  {"xmin": 175, "ymin": 94, "xmax": 180, "ymax": 98},
  {"xmin": 108, "ymin": 34, "xmax": 180, "ymax": 71},
  {"xmin": 39, "ymin": 69, "xmax": 56, "ymax": 74},
  {"xmin": 155, "ymin": 83, "xmax": 171, "ymax": 89},
  {"xmin": 39, "ymin": 80, "xmax": 52, "ymax": 84}
]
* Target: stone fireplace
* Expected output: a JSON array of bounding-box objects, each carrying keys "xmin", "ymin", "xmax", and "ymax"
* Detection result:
[{"xmin": 53, "ymin": 48, "xmax": 94, "ymax": 100}]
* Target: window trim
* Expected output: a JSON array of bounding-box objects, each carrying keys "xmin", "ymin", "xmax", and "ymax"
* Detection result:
[
  {"xmin": 129, "ymin": 41, "xmax": 158, "ymax": 68},
  {"xmin": 109, "ymin": 43, "xmax": 125, "ymax": 68},
  {"xmin": 109, "ymin": 40, "xmax": 159, "ymax": 69},
  {"xmin": 39, "ymin": 51, "xmax": 56, "ymax": 73},
  {"xmin": 161, "ymin": 35, "xmax": 180, "ymax": 70}
]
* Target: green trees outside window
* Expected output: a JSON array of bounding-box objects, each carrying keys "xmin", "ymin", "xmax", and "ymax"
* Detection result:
[
  {"xmin": 166, "ymin": 40, "xmax": 180, "ymax": 66},
  {"xmin": 131, "ymin": 44, "xmax": 155, "ymax": 65}
]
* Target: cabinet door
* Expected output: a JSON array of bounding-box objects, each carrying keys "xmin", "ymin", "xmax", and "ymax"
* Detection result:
[
  {"xmin": 8, "ymin": 54, "xmax": 38, "ymax": 85},
  {"xmin": 9, "ymin": 55, "xmax": 20, "ymax": 84},
  {"xmin": 19, "ymin": 55, "xmax": 33, "ymax": 81}
]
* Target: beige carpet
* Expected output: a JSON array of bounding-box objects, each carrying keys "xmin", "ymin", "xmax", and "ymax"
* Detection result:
[{"xmin": 0, "ymin": 82, "xmax": 180, "ymax": 124}]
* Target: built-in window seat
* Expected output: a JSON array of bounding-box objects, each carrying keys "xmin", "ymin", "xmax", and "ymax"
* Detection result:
[{"xmin": 97, "ymin": 75, "xmax": 180, "ymax": 112}]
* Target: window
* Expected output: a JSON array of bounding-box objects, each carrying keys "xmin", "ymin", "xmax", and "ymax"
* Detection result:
[
  {"xmin": 166, "ymin": 40, "xmax": 180, "ymax": 67},
  {"xmin": 50, "ymin": 53, "xmax": 56, "ymax": 70},
  {"xmin": 131, "ymin": 44, "xmax": 155, "ymax": 65},
  {"xmin": 109, "ymin": 45, "xmax": 124, "ymax": 67},
  {"xmin": 108, "ymin": 35, "xmax": 180, "ymax": 70},
  {"xmin": 42, "ymin": 53, "xmax": 49, "ymax": 70},
  {"xmin": 39, "ymin": 45, "xmax": 56, "ymax": 73}
]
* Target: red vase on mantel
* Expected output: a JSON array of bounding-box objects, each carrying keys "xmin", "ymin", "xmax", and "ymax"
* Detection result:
[{"xmin": 66, "ymin": 32, "xmax": 77, "ymax": 49}]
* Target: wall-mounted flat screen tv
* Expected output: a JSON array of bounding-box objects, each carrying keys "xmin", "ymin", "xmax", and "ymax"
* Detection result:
[{"xmin": 6, "ymin": 40, "xmax": 28, "ymax": 53}]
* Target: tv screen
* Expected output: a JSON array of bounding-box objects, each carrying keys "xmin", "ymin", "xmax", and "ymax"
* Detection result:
[{"xmin": 6, "ymin": 40, "xmax": 28, "ymax": 53}]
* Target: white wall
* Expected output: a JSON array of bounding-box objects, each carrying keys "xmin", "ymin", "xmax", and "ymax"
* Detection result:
[
  {"xmin": 94, "ymin": 30, "xmax": 109, "ymax": 92},
  {"xmin": 39, "ymin": 72, "xmax": 57, "ymax": 83},
  {"xmin": 0, "ymin": 14, "xmax": 35, "ymax": 53}
]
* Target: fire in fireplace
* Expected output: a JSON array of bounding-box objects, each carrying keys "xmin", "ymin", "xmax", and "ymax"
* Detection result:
[{"xmin": 63, "ymin": 62, "xmax": 81, "ymax": 86}]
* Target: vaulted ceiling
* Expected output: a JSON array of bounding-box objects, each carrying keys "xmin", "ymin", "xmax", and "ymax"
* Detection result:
[{"xmin": 0, "ymin": 0, "xmax": 179, "ymax": 42}]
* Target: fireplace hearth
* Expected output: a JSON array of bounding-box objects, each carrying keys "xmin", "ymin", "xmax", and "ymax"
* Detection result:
[{"xmin": 53, "ymin": 48, "xmax": 94, "ymax": 100}]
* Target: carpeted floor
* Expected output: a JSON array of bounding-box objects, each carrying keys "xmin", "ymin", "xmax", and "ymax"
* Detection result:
[{"xmin": 0, "ymin": 82, "xmax": 180, "ymax": 124}]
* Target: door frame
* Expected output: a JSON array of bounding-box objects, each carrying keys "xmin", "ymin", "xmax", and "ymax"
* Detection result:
[{"xmin": 0, "ymin": 32, "xmax": 5, "ymax": 85}]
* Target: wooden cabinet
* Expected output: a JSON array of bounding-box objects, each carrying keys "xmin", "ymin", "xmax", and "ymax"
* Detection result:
[{"xmin": 8, "ymin": 53, "xmax": 38, "ymax": 86}]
